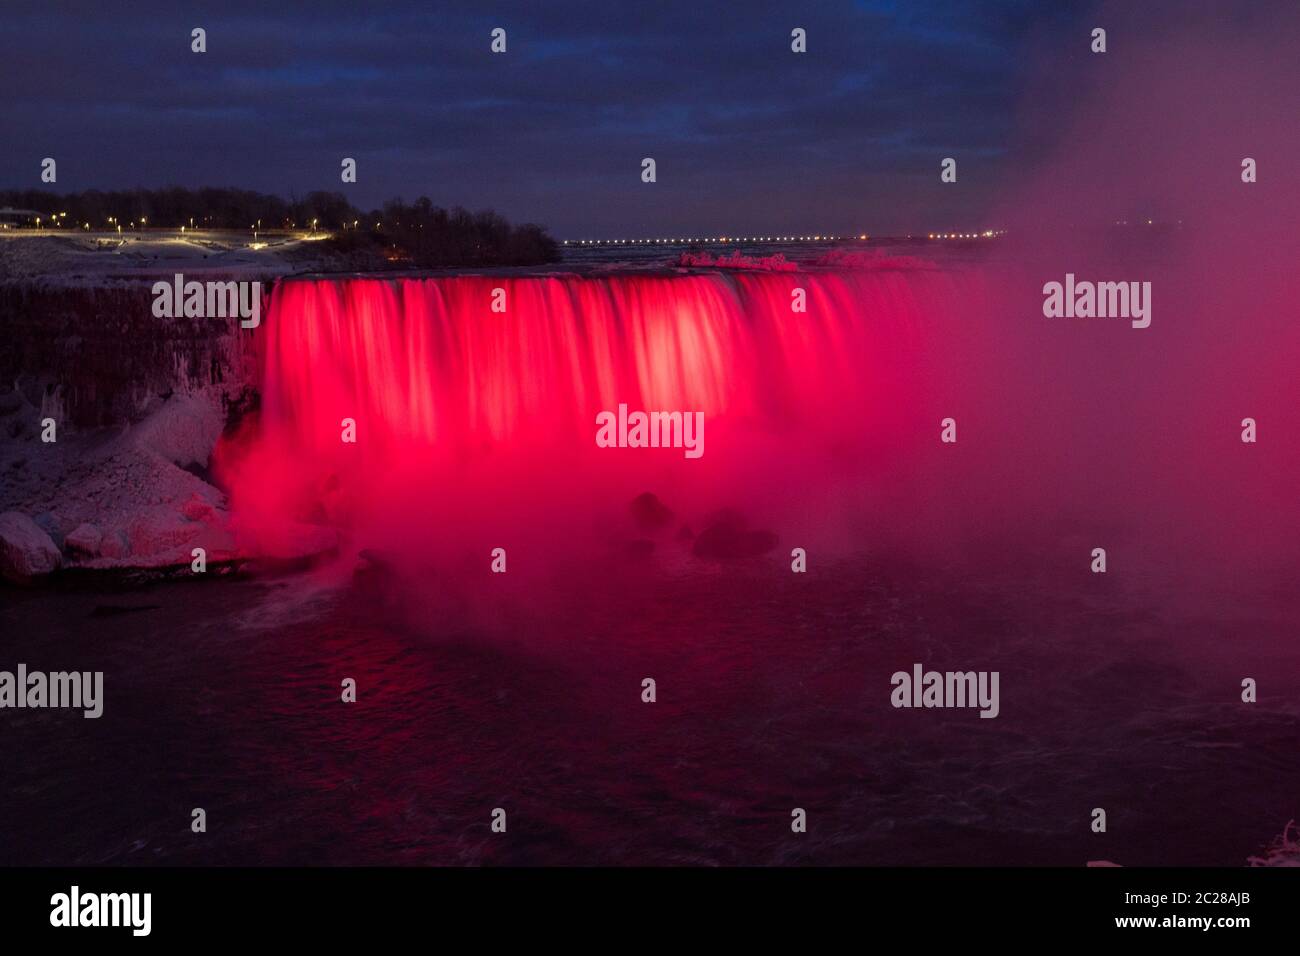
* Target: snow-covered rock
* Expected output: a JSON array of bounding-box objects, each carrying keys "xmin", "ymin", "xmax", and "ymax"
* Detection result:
[
  {"xmin": 126, "ymin": 506, "xmax": 205, "ymax": 556},
  {"xmin": 98, "ymin": 529, "xmax": 129, "ymax": 560},
  {"xmin": 0, "ymin": 510, "xmax": 62, "ymax": 584},
  {"xmin": 0, "ymin": 358, "xmax": 340, "ymax": 574},
  {"xmin": 127, "ymin": 393, "xmax": 224, "ymax": 469},
  {"xmin": 180, "ymin": 492, "xmax": 217, "ymax": 522},
  {"xmin": 33, "ymin": 511, "xmax": 66, "ymax": 548},
  {"xmin": 65, "ymin": 522, "xmax": 103, "ymax": 557}
]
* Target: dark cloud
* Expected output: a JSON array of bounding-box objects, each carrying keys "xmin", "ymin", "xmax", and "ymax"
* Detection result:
[{"xmin": 1, "ymin": 0, "xmax": 1100, "ymax": 235}]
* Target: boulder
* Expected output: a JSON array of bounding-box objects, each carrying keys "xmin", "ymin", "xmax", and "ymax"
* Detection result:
[
  {"xmin": 629, "ymin": 492, "xmax": 675, "ymax": 532},
  {"xmin": 99, "ymin": 529, "xmax": 130, "ymax": 559},
  {"xmin": 180, "ymin": 492, "xmax": 217, "ymax": 522},
  {"xmin": 65, "ymin": 522, "xmax": 104, "ymax": 557},
  {"xmin": 33, "ymin": 512, "xmax": 66, "ymax": 549},
  {"xmin": 126, "ymin": 507, "xmax": 203, "ymax": 556},
  {"xmin": 692, "ymin": 509, "xmax": 777, "ymax": 560},
  {"xmin": 0, "ymin": 511, "xmax": 62, "ymax": 584}
]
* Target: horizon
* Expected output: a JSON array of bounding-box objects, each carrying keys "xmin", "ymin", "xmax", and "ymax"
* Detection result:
[{"xmin": 0, "ymin": 184, "xmax": 1016, "ymax": 241}]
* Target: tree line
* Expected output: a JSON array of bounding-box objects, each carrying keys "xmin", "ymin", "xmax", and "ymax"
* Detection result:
[{"xmin": 0, "ymin": 187, "xmax": 560, "ymax": 267}]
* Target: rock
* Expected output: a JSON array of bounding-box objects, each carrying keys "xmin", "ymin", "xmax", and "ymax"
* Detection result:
[
  {"xmin": 33, "ymin": 512, "xmax": 66, "ymax": 549},
  {"xmin": 126, "ymin": 393, "xmax": 224, "ymax": 470},
  {"xmin": 181, "ymin": 493, "xmax": 216, "ymax": 522},
  {"xmin": 629, "ymin": 492, "xmax": 675, "ymax": 532},
  {"xmin": 354, "ymin": 548, "xmax": 399, "ymax": 594},
  {"xmin": 0, "ymin": 511, "xmax": 62, "ymax": 584},
  {"xmin": 99, "ymin": 529, "xmax": 130, "ymax": 559},
  {"xmin": 692, "ymin": 509, "xmax": 777, "ymax": 560},
  {"xmin": 65, "ymin": 522, "xmax": 104, "ymax": 557},
  {"xmin": 126, "ymin": 506, "xmax": 203, "ymax": 556}
]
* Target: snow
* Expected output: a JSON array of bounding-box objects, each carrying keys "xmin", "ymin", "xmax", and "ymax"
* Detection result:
[
  {"xmin": 0, "ymin": 510, "xmax": 61, "ymax": 583},
  {"xmin": 0, "ymin": 386, "xmax": 333, "ymax": 575},
  {"xmin": 0, "ymin": 233, "xmax": 336, "ymax": 283}
]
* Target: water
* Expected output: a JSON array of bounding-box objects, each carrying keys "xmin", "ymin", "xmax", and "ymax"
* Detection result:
[
  {"xmin": 4, "ymin": 239, "xmax": 1298, "ymax": 866},
  {"xmin": 3, "ymin": 548, "xmax": 1298, "ymax": 866}
]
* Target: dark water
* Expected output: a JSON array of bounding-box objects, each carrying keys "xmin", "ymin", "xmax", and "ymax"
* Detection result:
[{"xmin": 3, "ymin": 545, "xmax": 1297, "ymax": 867}]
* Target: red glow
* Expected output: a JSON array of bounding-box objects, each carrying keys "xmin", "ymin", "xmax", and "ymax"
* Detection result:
[{"xmin": 214, "ymin": 270, "xmax": 958, "ymax": 562}]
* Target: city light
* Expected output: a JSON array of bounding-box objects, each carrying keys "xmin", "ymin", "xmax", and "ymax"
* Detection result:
[{"xmin": 564, "ymin": 232, "xmax": 1001, "ymax": 246}]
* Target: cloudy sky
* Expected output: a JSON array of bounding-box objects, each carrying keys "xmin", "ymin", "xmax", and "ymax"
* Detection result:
[{"xmin": 1, "ymin": 1, "xmax": 1103, "ymax": 237}]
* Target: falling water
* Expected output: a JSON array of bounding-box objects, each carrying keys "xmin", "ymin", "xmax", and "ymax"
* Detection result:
[{"xmin": 215, "ymin": 266, "xmax": 985, "ymax": 565}]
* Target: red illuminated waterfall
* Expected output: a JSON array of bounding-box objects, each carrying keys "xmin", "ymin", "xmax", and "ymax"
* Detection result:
[{"xmin": 215, "ymin": 268, "xmax": 974, "ymax": 562}]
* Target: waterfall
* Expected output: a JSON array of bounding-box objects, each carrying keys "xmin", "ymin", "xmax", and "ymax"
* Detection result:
[{"xmin": 214, "ymin": 268, "xmax": 973, "ymax": 559}]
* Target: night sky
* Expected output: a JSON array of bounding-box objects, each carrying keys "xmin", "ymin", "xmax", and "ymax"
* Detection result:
[{"xmin": 3, "ymin": 1, "xmax": 1101, "ymax": 237}]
